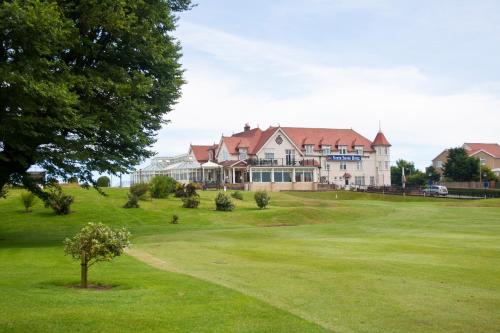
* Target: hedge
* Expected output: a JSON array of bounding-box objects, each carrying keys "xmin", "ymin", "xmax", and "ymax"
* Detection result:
[{"xmin": 448, "ymin": 188, "xmax": 500, "ymax": 198}]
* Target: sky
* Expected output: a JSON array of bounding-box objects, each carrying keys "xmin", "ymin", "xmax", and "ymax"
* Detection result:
[{"xmin": 139, "ymin": 0, "xmax": 500, "ymax": 176}]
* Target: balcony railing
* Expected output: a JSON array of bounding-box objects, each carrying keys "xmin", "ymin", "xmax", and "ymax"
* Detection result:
[{"xmin": 246, "ymin": 158, "xmax": 318, "ymax": 167}]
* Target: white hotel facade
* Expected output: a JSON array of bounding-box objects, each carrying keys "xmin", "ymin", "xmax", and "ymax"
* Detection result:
[{"xmin": 131, "ymin": 124, "xmax": 391, "ymax": 191}]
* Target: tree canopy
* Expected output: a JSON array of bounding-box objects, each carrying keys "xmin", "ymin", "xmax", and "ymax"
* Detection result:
[
  {"xmin": 0, "ymin": 0, "xmax": 192, "ymax": 195},
  {"xmin": 443, "ymin": 148, "xmax": 480, "ymax": 181},
  {"xmin": 390, "ymin": 159, "xmax": 417, "ymax": 186}
]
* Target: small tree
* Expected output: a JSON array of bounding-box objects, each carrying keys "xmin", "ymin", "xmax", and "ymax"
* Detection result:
[
  {"xmin": 425, "ymin": 166, "xmax": 441, "ymax": 183},
  {"xmin": 63, "ymin": 223, "xmax": 130, "ymax": 288},
  {"xmin": 443, "ymin": 148, "xmax": 480, "ymax": 181},
  {"xmin": 0, "ymin": 185, "xmax": 7, "ymax": 199},
  {"xmin": 231, "ymin": 191, "xmax": 243, "ymax": 200},
  {"xmin": 20, "ymin": 191, "xmax": 37, "ymax": 212},
  {"xmin": 45, "ymin": 185, "xmax": 74, "ymax": 215},
  {"xmin": 149, "ymin": 176, "xmax": 176, "ymax": 198},
  {"xmin": 96, "ymin": 176, "xmax": 111, "ymax": 187},
  {"xmin": 481, "ymin": 165, "xmax": 499, "ymax": 181},
  {"xmin": 123, "ymin": 193, "xmax": 140, "ymax": 208},
  {"xmin": 254, "ymin": 191, "xmax": 271, "ymax": 209},
  {"xmin": 215, "ymin": 192, "xmax": 234, "ymax": 211},
  {"xmin": 129, "ymin": 183, "xmax": 149, "ymax": 200}
]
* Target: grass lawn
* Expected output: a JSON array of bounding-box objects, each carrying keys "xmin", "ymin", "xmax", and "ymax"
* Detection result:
[{"xmin": 1, "ymin": 188, "xmax": 499, "ymax": 332}]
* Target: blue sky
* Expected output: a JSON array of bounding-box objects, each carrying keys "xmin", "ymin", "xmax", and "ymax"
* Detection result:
[{"xmin": 140, "ymin": 0, "xmax": 500, "ymax": 175}]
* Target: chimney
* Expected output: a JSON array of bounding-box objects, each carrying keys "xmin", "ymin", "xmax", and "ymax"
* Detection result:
[{"xmin": 244, "ymin": 123, "xmax": 250, "ymax": 132}]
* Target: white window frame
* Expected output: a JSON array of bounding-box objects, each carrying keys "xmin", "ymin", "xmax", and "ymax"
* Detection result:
[
  {"xmin": 322, "ymin": 145, "xmax": 331, "ymax": 155},
  {"xmin": 238, "ymin": 148, "xmax": 248, "ymax": 160},
  {"xmin": 340, "ymin": 161, "xmax": 347, "ymax": 170},
  {"xmin": 305, "ymin": 145, "xmax": 314, "ymax": 155},
  {"xmin": 339, "ymin": 146, "xmax": 347, "ymax": 155},
  {"xmin": 355, "ymin": 146, "xmax": 363, "ymax": 155}
]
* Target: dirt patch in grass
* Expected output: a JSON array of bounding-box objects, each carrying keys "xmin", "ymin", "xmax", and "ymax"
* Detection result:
[{"xmin": 69, "ymin": 284, "xmax": 114, "ymax": 291}]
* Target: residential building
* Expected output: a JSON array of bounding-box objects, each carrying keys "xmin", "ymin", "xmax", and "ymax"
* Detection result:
[
  {"xmin": 432, "ymin": 143, "xmax": 500, "ymax": 177},
  {"xmin": 132, "ymin": 124, "xmax": 392, "ymax": 191}
]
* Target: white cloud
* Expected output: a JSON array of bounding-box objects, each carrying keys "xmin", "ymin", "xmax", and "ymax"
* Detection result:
[{"xmin": 154, "ymin": 22, "xmax": 500, "ymax": 169}]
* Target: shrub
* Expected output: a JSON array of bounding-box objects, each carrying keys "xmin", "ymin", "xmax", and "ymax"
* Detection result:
[
  {"xmin": 185, "ymin": 183, "xmax": 198, "ymax": 197},
  {"xmin": 67, "ymin": 176, "xmax": 79, "ymax": 184},
  {"xmin": 174, "ymin": 183, "xmax": 186, "ymax": 197},
  {"xmin": 447, "ymin": 188, "xmax": 500, "ymax": 198},
  {"xmin": 45, "ymin": 185, "xmax": 74, "ymax": 215},
  {"xmin": 171, "ymin": 214, "xmax": 179, "ymax": 224},
  {"xmin": 130, "ymin": 183, "xmax": 149, "ymax": 199},
  {"xmin": 20, "ymin": 191, "xmax": 37, "ymax": 212},
  {"xmin": 149, "ymin": 175, "xmax": 176, "ymax": 198},
  {"xmin": 1, "ymin": 185, "xmax": 8, "ymax": 199},
  {"xmin": 96, "ymin": 176, "xmax": 111, "ymax": 187},
  {"xmin": 182, "ymin": 195, "xmax": 200, "ymax": 208},
  {"xmin": 231, "ymin": 191, "xmax": 243, "ymax": 200},
  {"xmin": 215, "ymin": 192, "xmax": 234, "ymax": 211},
  {"xmin": 254, "ymin": 190, "xmax": 270, "ymax": 209},
  {"xmin": 123, "ymin": 193, "xmax": 139, "ymax": 208}
]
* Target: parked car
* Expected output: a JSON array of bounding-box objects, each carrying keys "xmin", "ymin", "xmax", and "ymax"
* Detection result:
[{"xmin": 422, "ymin": 185, "xmax": 448, "ymax": 197}]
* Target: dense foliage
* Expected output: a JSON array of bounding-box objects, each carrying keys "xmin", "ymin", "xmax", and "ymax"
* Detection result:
[
  {"xmin": 215, "ymin": 192, "xmax": 234, "ymax": 211},
  {"xmin": 231, "ymin": 191, "xmax": 244, "ymax": 200},
  {"xmin": 20, "ymin": 191, "xmax": 37, "ymax": 212},
  {"xmin": 149, "ymin": 176, "xmax": 177, "ymax": 198},
  {"xmin": 64, "ymin": 222, "xmax": 130, "ymax": 288},
  {"xmin": 254, "ymin": 191, "xmax": 271, "ymax": 209},
  {"xmin": 447, "ymin": 188, "xmax": 500, "ymax": 198},
  {"xmin": 182, "ymin": 195, "xmax": 200, "ymax": 208},
  {"xmin": 425, "ymin": 166, "xmax": 441, "ymax": 183},
  {"xmin": 0, "ymin": 0, "xmax": 192, "ymax": 194},
  {"xmin": 96, "ymin": 176, "xmax": 111, "ymax": 187},
  {"xmin": 123, "ymin": 193, "xmax": 140, "ymax": 209},
  {"xmin": 44, "ymin": 185, "xmax": 74, "ymax": 215},
  {"xmin": 443, "ymin": 148, "xmax": 480, "ymax": 181},
  {"xmin": 390, "ymin": 160, "xmax": 417, "ymax": 186},
  {"xmin": 129, "ymin": 183, "xmax": 149, "ymax": 199}
]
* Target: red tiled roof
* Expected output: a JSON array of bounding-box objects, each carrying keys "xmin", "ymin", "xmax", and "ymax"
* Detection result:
[
  {"xmin": 221, "ymin": 126, "xmax": 382, "ymax": 155},
  {"xmin": 372, "ymin": 131, "xmax": 391, "ymax": 146},
  {"xmin": 464, "ymin": 143, "xmax": 500, "ymax": 158},
  {"xmin": 281, "ymin": 127, "xmax": 375, "ymax": 152},
  {"xmin": 190, "ymin": 145, "xmax": 212, "ymax": 162}
]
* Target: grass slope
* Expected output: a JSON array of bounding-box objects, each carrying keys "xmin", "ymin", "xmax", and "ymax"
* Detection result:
[{"xmin": 1, "ymin": 188, "xmax": 500, "ymax": 332}]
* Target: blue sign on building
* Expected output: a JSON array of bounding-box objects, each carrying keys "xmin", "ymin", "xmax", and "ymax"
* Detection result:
[{"xmin": 327, "ymin": 155, "xmax": 362, "ymax": 161}]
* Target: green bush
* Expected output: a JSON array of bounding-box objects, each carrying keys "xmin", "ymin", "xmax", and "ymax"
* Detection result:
[
  {"xmin": 130, "ymin": 183, "xmax": 149, "ymax": 199},
  {"xmin": 231, "ymin": 191, "xmax": 243, "ymax": 200},
  {"xmin": 67, "ymin": 176, "xmax": 78, "ymax": 184},
  {"xmin": 174, "ymin": 183, "xmax": 186, "ymax": 197},
  {"xmin": 171, "ymin": 214, "xmax": 179, "ymax": 224},
  {"xmin": 20, "ymin": 191, "xmax": 37, "ymax": 212},
  {"xmin": 149, "ymin": 176, "xmax": 176, "ymax": 198},
  {"xmin": 254, "ymin": 190, "xmax": 270, "ymax": 209},
  {"xmin": 96, "ymin": 176, "xmax": 111, "ymax": 187},
  {"xmin": 215, "ymin": 192, "xmax": 234, "ymax": 211},
  {"xmin": 123, "ymin": 193, "xmax": 140, "ymax": 208},
  {"xmin": 447, "ymin": 188, "xmax": 500, "ymax": 198},
  {"xmin": 1, "ymin": 185, "xmax": 8, "ymax": 199},
  {"xmin": 185, "ymin": 183, "xmax": 198, "ymax": 197},
  {"xmin": 45, "ymin": 186, "xmax": 74, "ymax": 215},
  {"xmin": 182, "ymin": 195, "xmax": 200, "ymax": 208}
]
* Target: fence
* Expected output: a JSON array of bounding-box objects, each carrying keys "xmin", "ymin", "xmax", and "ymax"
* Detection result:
[{"xmin": 439, "ymin": 181, "xmax": 497, "ymax": 189}]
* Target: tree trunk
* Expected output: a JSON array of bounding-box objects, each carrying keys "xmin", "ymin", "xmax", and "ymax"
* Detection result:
[{"xmin": 81, "ymin": 253, "xmax": 88, "ymax": 288}]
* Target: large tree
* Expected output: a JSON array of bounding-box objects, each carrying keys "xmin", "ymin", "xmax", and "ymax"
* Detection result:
[
  {"xmin": 443, "ymin": 148, "xmax": 480, "ymax": 181},
  {"xmin": 390, "ymin": 159, "xmax": 417, "ymax": 186},
  {"xmin": 0, "ymin": 0, "xmax": 192, "ymax": 196}
]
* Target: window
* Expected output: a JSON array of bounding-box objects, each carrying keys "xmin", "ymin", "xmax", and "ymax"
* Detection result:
[
  {"xmin": 261, "ymin": 170, "xmax": 272, "ymax": 182},
  {"xmin": 339, "ymin": 146, "xmax": 347, "ymax": 155},
  {"xmin": 304, "ymin": 171, "xmax": 313, "ymax": 182},
  {"xmin": 252, "ymin": 171, "xmax": 261, "ymax": 182},
  {"xmin": 273, "ymin": 169, "xmax": 292, "ymax": 182},
  {"xmin": 355, "ymin": 146, "xmax": 363, "ymax": 155},
  {"xmin": 264, "ymin": 150, "xmax": 275, "ymax": 160},
  {"xmin": 370, "ymin": 176, "xmax": 375, "ymax": 186},
  {"xmin": 294, "ymin": 169, "xmax": 314, "ymax": 182},
  {"xmin": 322, "ymin": 145, "xmax": 331, "ymax": 155},
  {"xmin": 378, "ymin": 161, "xmax": 382, "ymax": 170},
  {"xmin": 222, "ymin": 150, "xmax": 229, "ymax": 161},
  {"xmin": 305, "ymin": 145, "xmax": 314, "ymax": 155},
  {"xmin": 355, "ymin": 176, "xmax": 365, "ymax": 185},
  {"xmin": 357, "ymin": 161, "xmax": 363, "ymax": 170},
  {"xmin": 285, "ymin": 149, "xmax": 295, "ymax": 166},
  {"xmin": 384, "ymin": 147, "xmax": 389, "ymax": 155},
  {"xmin": 340, "ymin": 162, "xmax": 347, "ymax": 170},
  {"xmin": 385, "ymin": 161, "xmax": 389, "ymax": 170},
  {"xmin": 239, "ymin": 148, "xmax": 247, "ymax": 160},
  {"xmin": 480, "ymin": 158, "xmax": 486, "ymax": 165}
]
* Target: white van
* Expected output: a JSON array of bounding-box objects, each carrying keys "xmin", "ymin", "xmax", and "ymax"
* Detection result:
[{"xmin": 422, "ymin": 185, "xmax": 448, "ymax": 197}]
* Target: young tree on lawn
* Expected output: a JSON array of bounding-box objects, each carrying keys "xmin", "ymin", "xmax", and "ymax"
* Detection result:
[
  {"xmin": 443, "ymin": 148, "xmax": 480, "ymax": 181},
  {"xmin": 64, "ymin": 223, "xmax": 130, "ymax": 288},
  {"xmin": 0, "ymin": 0, "xmax": 193, "ymax": 199},
  {"xmin": 425, "ymin": 165, "xmax": 441, "ymax": 183}
]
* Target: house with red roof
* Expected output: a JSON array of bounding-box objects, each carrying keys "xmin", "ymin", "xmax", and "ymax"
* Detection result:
[
  {"xmin": 132, "ymin": 124, "xmax": 392, "ymax": 190},
  {"xmin": 432, "ymin": 143, "xmax": 500, "ymax": 177}
]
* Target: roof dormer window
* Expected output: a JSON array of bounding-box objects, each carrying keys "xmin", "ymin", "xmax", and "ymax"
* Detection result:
[
  {"xmin": 322, "ymin": 145, "xmax": 331, "ymax": 155},
  {"xmin": 238, "ymin": 148, "xmax": 248, "ymax": 160},
  {"xmin": 305, "ymin": 145, "xmax": 314, "ymax": 155},
  {"xmin": 339, "ymin": 146, "xmax": 347, "ymax": 155},
  {"xmin": 354, "ymin": 146, "xmax": 363, "ymax": 155}
]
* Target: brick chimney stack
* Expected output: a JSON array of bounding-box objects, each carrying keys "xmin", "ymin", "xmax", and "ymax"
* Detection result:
[{"xmin": 244, "ymin": 123, "xmax": 250, "ymax": 132}]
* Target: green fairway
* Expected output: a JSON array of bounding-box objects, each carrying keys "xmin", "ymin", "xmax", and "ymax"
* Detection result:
[{"xmin": 1, "ymin": 188, "xmax": 499, "ymax": 332}]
